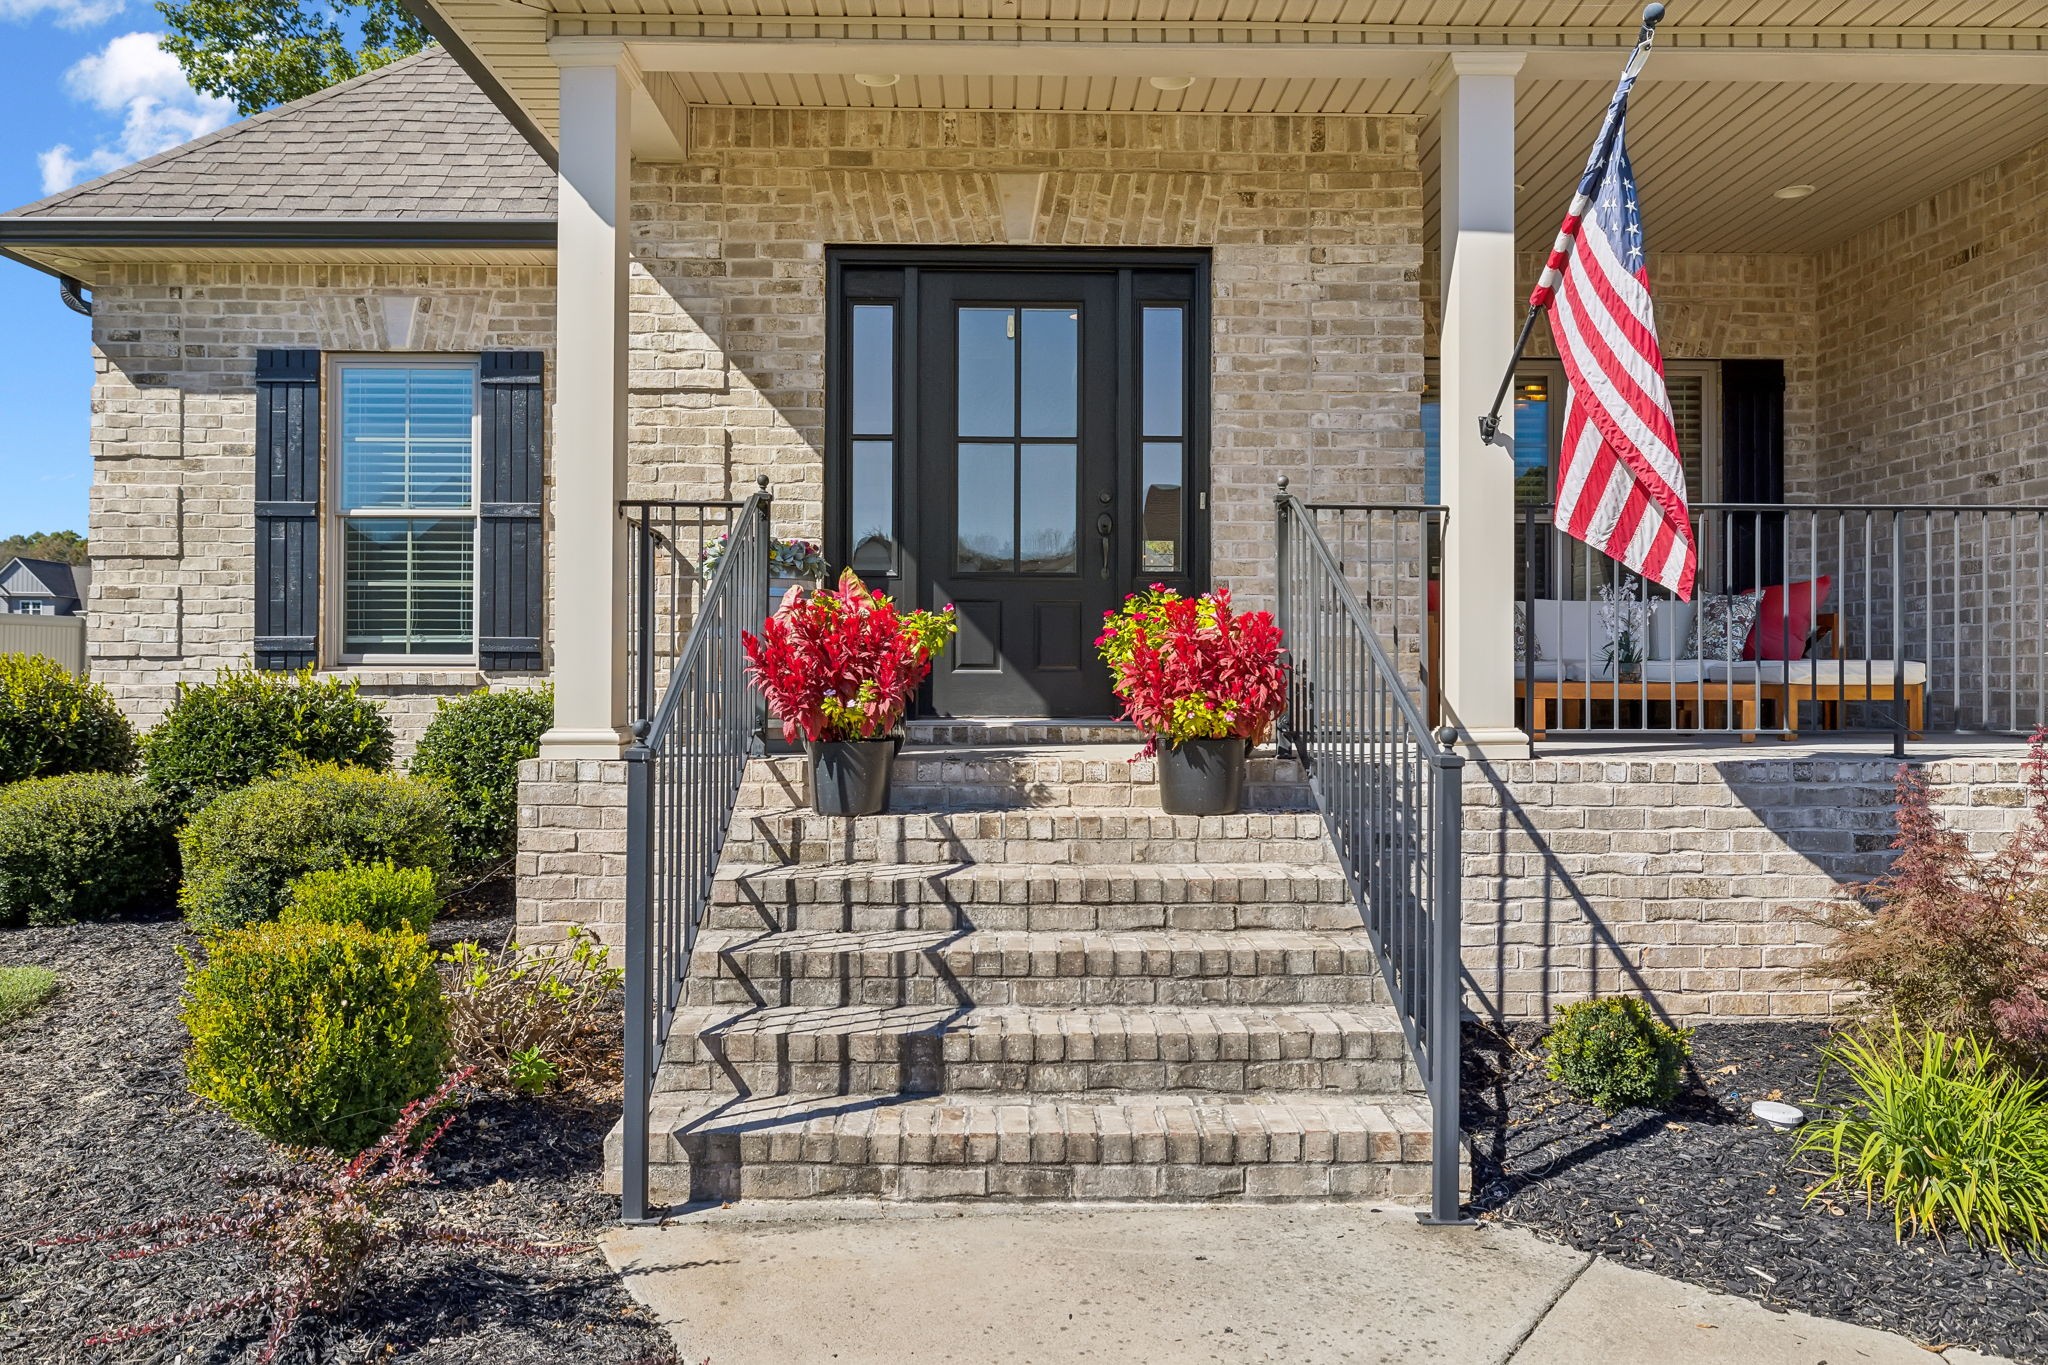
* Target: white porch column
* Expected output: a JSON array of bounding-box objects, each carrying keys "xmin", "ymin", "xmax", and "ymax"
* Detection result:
[
  {"xmin": 541, "ymin": 43, "xmax": 637, "ymax": 757},
  {"xmin": 1435, "ymin": 51, "xmax": 1529, "ymax": 759}
]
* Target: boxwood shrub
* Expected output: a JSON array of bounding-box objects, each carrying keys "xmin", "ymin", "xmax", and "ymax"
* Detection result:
[
  {"xmin": 0, "ymin": 773, "xmax": 177, "ymax": 926},
  {"xmin": 1544, "ymin": 996, "xmax": 1692, "ymax": 1112},
  {"xmin": 281, "ymin": 861, "xmax": 440, "ymax": 935},
  {"xmin": 0, "ymin": 654, "xmax": 136, "ymax": 783},
  {"xmin": 178, "ymin": 764, "xmax": 453, "ymax": 934},
  {"xmin": 182, "ymin": 918, "xmax": 450, "ymax": 1152},
  {"xmin": 142, "ymin": 665, "xmax": 394, "ymax": 811},
  {"xmin": 409, "ymin": 685, "xmax": 553, "ymax": 869}
]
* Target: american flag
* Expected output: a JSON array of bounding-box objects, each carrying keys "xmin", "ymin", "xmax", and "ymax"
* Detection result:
[{"xmin": 1537, "ymin": 95, "xmax": 1696, "ymax": 600}]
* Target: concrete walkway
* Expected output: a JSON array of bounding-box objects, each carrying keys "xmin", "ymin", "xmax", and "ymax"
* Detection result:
[{"xmin": 605, "ymin": 1203, "xmax": 2010, "ymax": 1365}]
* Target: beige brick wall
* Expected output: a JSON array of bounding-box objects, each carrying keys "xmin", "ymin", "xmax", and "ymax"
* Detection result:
[
  {"xmin": 1813, "ymin": 136, "xmax": 2048, "ymax": 505},
  {"xmin": 85, "ymin": 261, "xmax": 555, "ymax": 748},
  {"xmin": 626, "ymin": 108, "xmax": 1428, "ymax": 611},
  {"xmin": 517, "ymin": 757, "xmax": 626, "ymax": 944},
  {"xmin": 1463, "ymin": 750, "xmax": 2031, "ymax": 1020}
]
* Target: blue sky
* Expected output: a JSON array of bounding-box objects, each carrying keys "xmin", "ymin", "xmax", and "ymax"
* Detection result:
[{"xmin": 0, "ymin": 8, "xmax": 239, "ymax": 538}]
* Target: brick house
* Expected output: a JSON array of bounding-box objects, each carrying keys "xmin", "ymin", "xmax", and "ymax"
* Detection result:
[{"xmin": 4, "ymin": 9, "xmax": 2046, "ymax": 1209}]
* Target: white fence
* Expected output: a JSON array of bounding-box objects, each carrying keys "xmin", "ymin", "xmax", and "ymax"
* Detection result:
[{"xmin": 0, "ymin": 614, "xmax": 87, "ymax": 674}]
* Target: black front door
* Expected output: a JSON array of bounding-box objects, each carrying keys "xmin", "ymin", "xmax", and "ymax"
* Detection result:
[
  {"xmin": 828, "ymin": 251, "xmax": 1209, "ymax": 718},
  {"xmin": 920, "ymin": 271, "xmax": 1118, "ymax": 715}
]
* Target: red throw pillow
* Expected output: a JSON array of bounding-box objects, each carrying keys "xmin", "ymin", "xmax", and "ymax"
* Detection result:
[{"xmin": 1744, "ymin": 576, "xmax": 1832, "ymax": 661}]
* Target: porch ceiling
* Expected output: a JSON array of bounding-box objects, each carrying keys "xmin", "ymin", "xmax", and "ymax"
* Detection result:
[{"xmin": 417, "ymin": 0, "xmax": 2048, "ymax": 255}]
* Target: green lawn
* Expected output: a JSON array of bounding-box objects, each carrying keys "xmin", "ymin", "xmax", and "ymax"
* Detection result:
[{"xmin": 0, "ymin": 965, "xmax": 58, "ymax": 1034}]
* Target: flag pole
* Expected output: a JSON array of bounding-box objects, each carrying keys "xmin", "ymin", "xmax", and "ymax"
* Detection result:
[{"xmin": 1477, "ymin": 2, "xmax": 1667, "ymax": 449}]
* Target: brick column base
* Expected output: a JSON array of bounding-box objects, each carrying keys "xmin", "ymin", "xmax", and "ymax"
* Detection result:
[{"xmin": 517, "ymin": 758, "xmax": 627, "ymax": 945}]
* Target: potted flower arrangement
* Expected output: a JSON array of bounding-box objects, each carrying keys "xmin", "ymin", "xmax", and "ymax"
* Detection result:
[
  {"xmin": 1597, "ymin": 576, "xmax": 1650, "ymax": 684},
  {"xmin": 742, "ymin": 570, "xmax": 957, "ymax": 816},
  {"xmin": 705, "ymin": 532, "xmax": 830, "ymax": 617},
  {"xmin": 1095, "ymin": 585, "xmax": 1288, "ymax": 816}
]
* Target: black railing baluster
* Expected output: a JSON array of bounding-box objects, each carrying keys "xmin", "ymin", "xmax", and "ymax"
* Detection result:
[
  {"xmin": 619, "ymin": 483, "xmax": 773, "ymax": 1223},
  {"xmin": 1277, "ymin": 482, "xmax": 1466, "ymax": 1226}
]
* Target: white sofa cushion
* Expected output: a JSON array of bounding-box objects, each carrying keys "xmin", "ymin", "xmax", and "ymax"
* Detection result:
[{"xmin": 1702, "ymin": 659, "xmax": 1928, "ymax": 686}]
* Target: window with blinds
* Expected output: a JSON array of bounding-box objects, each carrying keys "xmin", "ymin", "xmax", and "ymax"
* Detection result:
[{"xmin": 334, "ymin": 363, "xmax": 478, "ymax": 658}]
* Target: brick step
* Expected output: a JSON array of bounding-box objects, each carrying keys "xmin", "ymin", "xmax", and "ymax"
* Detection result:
[
  {"xmin": 611, "ymin": 1092, "xmax": 1440, "ymax": 1204},
  {"xmin": 681, "ymin": 927, "xmax": 1388, "ymax": 1008},
  {"xmin": 904, "ymin": 720, "xmax": 1144, "ymax": 745},
  {"xmin": 738, "ymin": 745, "xmax": 1310, "ymax": 813},
  {"xmin": 720, "ymin": 809, "xmax": 1336, "ymax": 868},
  {"xmin": 705, "ymin": 862, "xmax": 1356, "ymax": 932},
  {"xmin": 654, "ymin": 1004, "xmax": 1418, "ymax": 1097}
]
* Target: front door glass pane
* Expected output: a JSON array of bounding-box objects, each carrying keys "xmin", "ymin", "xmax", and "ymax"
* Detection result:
[
  {"xmin": 956, "ymin": 441, "xmax": 1016, "ymax": 571},
  {"xmin": 1141, "ymin": 441, "xmax": 1183, "ymax": 571},
  {"xmin": 957, "ymin": 308, "xmax": 1015, "ymax": 438},
  {"xmin": 851, "ymin": 304, "xmax": 895, "ymax": 436},
  {"xmin": 1141, "ymin": 306, "xmax": 1184, "ymax": 439},
  {"xmin": 1020, "ymin": 308, "xmax": 1079, "ymax": 438},
  {"xmin": 851, "ymin": 439, "xmax": 895, "ymax": 572},
  {"xmin": 1019, "ymin": 443, "xmax": 1078, "ymax": 573}
]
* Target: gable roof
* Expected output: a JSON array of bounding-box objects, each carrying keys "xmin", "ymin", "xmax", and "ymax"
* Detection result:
[
  {"xmin": 0, "ymin": 48, "xmax": 552, "ymax": 239},
  {"xmin": 0, "ymin": 558, "xmax": 85, "ymax": 601}
]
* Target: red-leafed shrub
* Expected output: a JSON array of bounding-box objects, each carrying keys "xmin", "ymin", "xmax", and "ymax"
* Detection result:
[
  {"xmin": 1094, "ymin": 585, "xmax": 1288, "ymax": 755},
  {"xmin": 1815, "ymin": 729, "xmax": 2048, "ymax": 1072},
  {"xmin": 40, "ymin": 1070, "xmax": 588, "ymax": 1365},
  {"xmin": 743, "ymin": 570, "xmax": 958, "ymax": 743}
]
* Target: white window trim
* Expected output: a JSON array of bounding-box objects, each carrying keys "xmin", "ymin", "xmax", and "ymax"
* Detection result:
[
  {"xmin": 1514, "ymin": 358, "xmax": 1722, "ymax": 507},
  {"xmin": 325, "ymin": 355, "xmax": 483, "ymax": 668}
]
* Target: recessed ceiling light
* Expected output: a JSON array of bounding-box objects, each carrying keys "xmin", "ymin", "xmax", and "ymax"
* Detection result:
[
  {"xmin": 1772, "ymin": 183, "xmax": 1817, "ymax": 200},
  {"xmin": 1149, "ymin": 75, "xmax": 1195, "ymax": 91},
  {"xmin": 853, "ymin": 72, "xmax": 901, "ymax": 88}
]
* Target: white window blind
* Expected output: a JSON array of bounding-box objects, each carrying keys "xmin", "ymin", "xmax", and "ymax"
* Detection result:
[{"xmin": 336, "ymin": 364, "xmax": 477, "ymax": 657}]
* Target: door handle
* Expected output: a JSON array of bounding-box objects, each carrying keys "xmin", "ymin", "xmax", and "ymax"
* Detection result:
[{"xmin": 1096, "ymin": 512, "xmax": 1114, "ymax": 580}]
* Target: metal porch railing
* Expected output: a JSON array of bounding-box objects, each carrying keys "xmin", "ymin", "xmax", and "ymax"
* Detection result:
[
  {"xmin": 1514, "ymin": 503, "xmax": 2048, "ymax": 743},
  {"xmin": 1276, "ymin": 479, "xmax": 1467, "ymax": 1225},
  {"xmin": 619, "ymin": 482, "xmax": 772, "ymax": 1222},
  {"xmin": 621, "ymin": 496, "xmax": 748, "ymax": 723}
]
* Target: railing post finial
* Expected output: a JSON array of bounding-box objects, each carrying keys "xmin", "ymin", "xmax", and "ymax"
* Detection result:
[{"xmin": 1275, "ymin": 474, "xmax": 1290, "ymax": 509}]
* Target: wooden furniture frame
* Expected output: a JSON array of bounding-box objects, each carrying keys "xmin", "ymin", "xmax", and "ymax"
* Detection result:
[
  {"xmin": 1775, "ymin": 613, "xmax": 1926, "ymax": 740},
  {"xmin": 1516, "ymin": 676, "xmax": 1761, "ymax": 743}
]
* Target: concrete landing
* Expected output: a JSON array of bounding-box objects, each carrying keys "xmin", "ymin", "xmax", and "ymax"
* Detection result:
[{"xmin": 604, "ymin": 1203, "xmax": 2009, "ymax": 1365}]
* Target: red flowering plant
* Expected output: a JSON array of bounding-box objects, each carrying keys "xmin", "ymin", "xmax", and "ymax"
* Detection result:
[
  {"xmin": 743, "ymin": 569, "xmax": 958, "ymax": 743},
  {"xmin": 1094, "ymin": 585, "xmax": 1288, "ymax": 759}
]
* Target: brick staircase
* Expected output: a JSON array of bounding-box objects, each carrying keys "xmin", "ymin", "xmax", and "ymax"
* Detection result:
[{"xmin": 620, "ymin": 721, "xmax": 1439, "ymax": 1206}]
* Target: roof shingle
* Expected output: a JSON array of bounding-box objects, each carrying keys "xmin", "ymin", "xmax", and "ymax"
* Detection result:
[{"xmin": 3, "ymin": 49, "xmax": 553, "ymax": 223}]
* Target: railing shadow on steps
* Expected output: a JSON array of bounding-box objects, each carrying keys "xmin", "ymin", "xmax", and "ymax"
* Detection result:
[
  {"xmin": 1276, "ymin": 477, "xmax": 1469, "ymax": 1226},
  {"xmin": 619, "ymin": 479, "xmax": 774, "ymax": 1223}
]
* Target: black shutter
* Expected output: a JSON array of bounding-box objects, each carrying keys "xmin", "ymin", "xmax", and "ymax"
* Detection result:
[
  {"xmin": 253, "ymin": 348, "xmax": 320, "ymax": 670},
  {"xmin": 1721, "ymin": 359, "xmax": 1786, "ymax": 593},
  {"xmin": 478, "ymin": 350, "xmax": 545, "ymax": 671}
]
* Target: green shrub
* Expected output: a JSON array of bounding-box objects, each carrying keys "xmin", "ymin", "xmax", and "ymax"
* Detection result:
[
  {"xmin": 1798, "ymin": 1023, "xmax": 2048, "ymax": 1258},
  {"xmin": 178, "ymin": 764, "xmax": 452, "ymax": 934},
  {"xmin": 282, "ymin": 861, "xmax": 441, "ymax": 935},
  {"xmin": 141, "ymin": 665, "xmax": 394, "ymax": 811},
  {"xmin": 0, "ymin": 965, "xmax": 59, "ymax": 1034},
  {"xmin": 0, "ymin": 773, "xmax": 177, "ymax": 926},
  {"xmin": 1544, "ymin": 997, "xmax": 1692, "ymax": 1112},
  {"xmin": 409, "ymin": 686, "xmax": 552, "ymax": 869},
  {"xmin": 441, "ymin": 926, "xmax": 623, "ymax": 1092},
  {"xmin": 183, "ymin": 918, "xmax": 450, "ymax": 1152},
  {"xmin": 0, "ymin": 654, "xmax": 136, "ymax": 783}
]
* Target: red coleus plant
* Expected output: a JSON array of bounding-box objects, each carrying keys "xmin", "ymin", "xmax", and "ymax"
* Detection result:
[
  {"xmin": 1095, "ymin": 585, "xmax": 1288, "ymax": 757},
  {"xmin": 743, "ymin": 569, "xmax": 958, "ymax": 743}
]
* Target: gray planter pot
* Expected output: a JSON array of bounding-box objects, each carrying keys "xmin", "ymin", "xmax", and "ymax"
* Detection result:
[
  {"xmin": 1156, "ymin": 737, "xmax": 1248, "ymax": 816},
  {"xmin": 769, "ymin": 576, "xmax": 821, "ymax": 619},
  {"xmin": 807, "ymin": 738, "xmax": 897, "ymax": 816}
]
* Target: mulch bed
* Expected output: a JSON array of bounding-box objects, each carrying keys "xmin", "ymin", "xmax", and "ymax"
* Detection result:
[
  {"xmin": 0, "ymin": 895, "xmax": 677, "ymax": 1365},
  {"xmin": 1465, "ymin": 1020, "xmax": 2048, "ymax": 1362}
]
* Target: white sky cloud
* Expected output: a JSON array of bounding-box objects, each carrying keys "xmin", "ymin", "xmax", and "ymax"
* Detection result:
[
  {"xmin": 0, "ymin": 0, "xmax": 124, "ymax": 30},
  {"xmin": 38, "ymin": 31, "xmax": 235, "ymax": 194}
]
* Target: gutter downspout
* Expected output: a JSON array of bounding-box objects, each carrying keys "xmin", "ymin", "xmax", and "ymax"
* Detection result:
[{"xmin": 58, "ymin": 274, "xmax": 91, "ymax": 316}]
